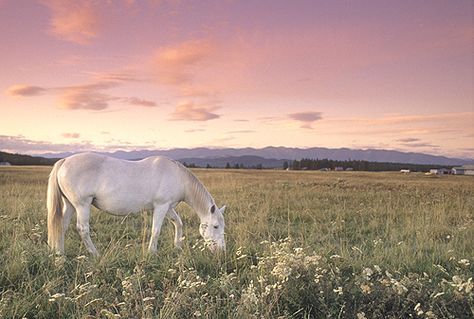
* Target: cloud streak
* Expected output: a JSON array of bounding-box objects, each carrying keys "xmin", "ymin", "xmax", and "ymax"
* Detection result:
[
  {"xmin": 396, "ymin": 137, "xmax": 438, "ymax": 149},
  {"xmin": 170, "ymin": 101, "xmax": 220, "ymax": 121},
  {"xmin": 396, "ymin": 138, "xmax": 421, "ymax": 143},
  {"xmin": 6, "ymin": 81, "xmax": 156, "ymax": 110},
  {"xmin": 7, "ymin": 85, "xmax": 47, "ymax": 97},
  {"xmin": 123, "ymin": 97, "xmax": 157, "ymax": 107}
]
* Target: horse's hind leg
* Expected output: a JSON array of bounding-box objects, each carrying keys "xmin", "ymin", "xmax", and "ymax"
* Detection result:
[
  {"xmin": 74, "ymin": 203, "xmax": 99, "ymax": 257},
  {"xmin": 58, "ymin": 197, "xmax": 74, "ymax": 253},
  {"xmin": 167, "ymin": 209, "xmax": 183, "ymax": 249}
]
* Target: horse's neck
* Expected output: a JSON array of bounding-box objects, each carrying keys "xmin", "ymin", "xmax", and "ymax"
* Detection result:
[{"xmin": 181, "ymin": 169, "xmax": 214, "ymax": 219}]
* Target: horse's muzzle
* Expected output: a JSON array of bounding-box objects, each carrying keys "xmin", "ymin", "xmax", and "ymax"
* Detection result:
[{"xmin": 209, "ymin": 240, "xmax": 226, "ymax": 253}]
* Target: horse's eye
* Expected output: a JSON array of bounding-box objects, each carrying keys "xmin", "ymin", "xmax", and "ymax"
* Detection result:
[{"xmin": 213, "ymin": 225, "xmax": 219, "ymax": 229}]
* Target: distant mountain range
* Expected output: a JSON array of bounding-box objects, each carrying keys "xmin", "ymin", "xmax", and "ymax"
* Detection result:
[{"xmin": 36, "ymin": 146, "xmax": 472, "ymax": 166}]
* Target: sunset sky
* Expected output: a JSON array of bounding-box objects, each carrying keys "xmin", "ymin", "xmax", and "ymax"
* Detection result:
[{"xmin": 1, "ymin": 0, "xmax": 473, "ymax": 158}]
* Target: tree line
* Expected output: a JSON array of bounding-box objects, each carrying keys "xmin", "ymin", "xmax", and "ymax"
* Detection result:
[
  {"xmin": 287, "ymin": 158, "xmax": 447, "ymax": 172},
  {"xmin": 0, "ymin": 151, "xmax": 58, "ymax": 166}
]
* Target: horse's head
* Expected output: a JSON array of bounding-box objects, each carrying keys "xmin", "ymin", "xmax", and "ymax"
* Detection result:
[{"xmin": 199, "ymin": 204, "xmax": 226, "ymax": 253}]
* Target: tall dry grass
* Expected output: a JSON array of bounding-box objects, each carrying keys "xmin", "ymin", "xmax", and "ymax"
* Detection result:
[{"xmin": 0, "ymin": 167, "xmax": 472, "ymax": 318}]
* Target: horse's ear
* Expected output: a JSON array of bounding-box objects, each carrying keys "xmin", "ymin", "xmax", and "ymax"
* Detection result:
[
  {"xmin": 210, "ymin": 205, "xmax": 216, "ymax": 214},
  {"xmin": 220, "ymin": 205, "xmax": 226, "ymax": 214}
]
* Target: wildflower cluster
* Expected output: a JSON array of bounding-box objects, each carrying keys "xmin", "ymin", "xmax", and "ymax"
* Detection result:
[
  {"xmin": 116, "ymin": 264, "xmax": 158, "ymax": 318},
  {"xmin": 235, "ymin": 239, "xmax": 474, "ymax": 318}
]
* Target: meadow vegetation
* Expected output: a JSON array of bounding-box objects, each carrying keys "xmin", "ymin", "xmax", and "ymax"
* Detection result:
[{"xmin": 0, "ymin": 166, "xmax": 472, "ymax": 318}]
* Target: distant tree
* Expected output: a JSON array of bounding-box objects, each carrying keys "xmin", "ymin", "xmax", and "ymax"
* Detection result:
[
  {"xmin": 233, "ymin": 163, "xmax": 240, "ymax": 169},
  {"xmin": 206, "ymin": 163, "xmax": 211, "ymax": 169},
  {"xmin": 283, "ymin": 161, "xmax": 289, "ymax": 170},
  {"xmin": 225, "ymin": 162, "xmax": 231, "ymax": 169},
  {"xmin": 292, "ymin": 160, "xmax": 300, "ymax": 170},
  {"xmin": 256, "ymin": 163, "xmax": 263, "ymax": 170},
  {"xmin": 239, "ymin": 163, "xmax": 244, "ymax": 169}
]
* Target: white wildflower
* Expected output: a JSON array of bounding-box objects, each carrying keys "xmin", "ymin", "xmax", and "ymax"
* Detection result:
[
  {"xmin": 357, "ymin": 312, "xmax": 367, "ymax": 319},
  {"xmin": 241, "ymin": 280, "xmax": 259, "ymax": 309},
  {"xmin": 458, "ymin": 259, "xmax": 470, "ymax": 267},
  {"xmin": 48, "ymin": 293, "xmax": 65, "ymax": 302},
  {"xmin": 392, "ymin": 281, "xmax": 407, "ymax": 295},
  {"xmin": 414, "ymin": 303, "xmax": 423, "ymax": 316},
  {"xmin": 425, "ymin": 310, "xmax": 436, "ymax": 319},
  {"xmin": 362, "ymin": 267, "xmax": 374, "ymax": 280},
  {"xmin": 360, "ymin": 284, "xmax": 372, "ymax": 295},
  {"xmin": 465, "ymin": 278, "xmax": 473, "ymax": 293},
  {"xmin": 333, "ymin": 286, "xmax": 343, "ymax": 295},
  {"xmin": 372, "ymin": 238, "xmax": 383, "ymax": 247},
  {"xmin": 294, "ymin": 247, "xmax": 303, "ymax": 254},
  {"xmin": 235, "ymin": 246, "xmax": 243, "ymax": 256}
]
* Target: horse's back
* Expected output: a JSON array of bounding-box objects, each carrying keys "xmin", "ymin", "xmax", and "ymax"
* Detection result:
[{"xmin": 57, "ymin": 153, "xmax": 183, "ymax": 214}]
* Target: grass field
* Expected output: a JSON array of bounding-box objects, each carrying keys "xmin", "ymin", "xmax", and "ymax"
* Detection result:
[{"xmin": 0, "ymin": 166, "xmax": 473, "ymax": 318}]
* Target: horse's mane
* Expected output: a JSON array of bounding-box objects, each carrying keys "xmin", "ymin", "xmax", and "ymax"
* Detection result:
[{"xmin": 173, "ymin": 160, "xmax": 214, "ymax": 217}]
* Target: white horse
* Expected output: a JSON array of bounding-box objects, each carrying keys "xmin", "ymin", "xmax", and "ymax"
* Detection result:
[{"xmin": 47, "ymin": 152, "xmax": 226, "ymax": 256}]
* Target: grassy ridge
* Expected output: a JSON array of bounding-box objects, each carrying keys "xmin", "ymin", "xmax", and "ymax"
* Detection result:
[{"xmin": 0, "ymin": 167, "xmax": 472, "ymax": 318}]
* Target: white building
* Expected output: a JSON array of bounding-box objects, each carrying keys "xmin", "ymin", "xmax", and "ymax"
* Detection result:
[
  {"xmin": 452, "ymin": 164, "xmax": 474, "ymax": 175},
  {"xmin": 0, "ymin": 161, "xmax": 11, "ymax": 166}
]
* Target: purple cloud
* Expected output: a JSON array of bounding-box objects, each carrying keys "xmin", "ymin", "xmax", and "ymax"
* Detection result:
[
  {"xmin": 6, "ymin": 85, "xmax": 47, "ymax": 96},
  {"xmin": 288, "ymin": 111, "xmax": 323, "ymax": 129}
]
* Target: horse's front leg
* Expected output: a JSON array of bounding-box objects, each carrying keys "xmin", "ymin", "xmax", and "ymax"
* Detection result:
[
  {"xmin": 167, "ymin": 208, "xmax": 183, "ymax": 249},
  {"xmin": 148, "ymin": 203, "xmax": 170, "ymax": 253}
]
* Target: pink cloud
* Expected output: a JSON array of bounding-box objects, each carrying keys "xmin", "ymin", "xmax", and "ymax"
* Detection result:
[
  {"xmin": 170, "ymin": 101, "xmax": 220, "ymax": 121},
  {"xmin": 41, "ymin": 0, "xmax": 101, "ymax": 44},
  {"xmin": 152, "ymin": 39, "xmax": 215, "ymax": 86},
  {"xmin": 6, "ymin": 85, "xmax": 47, "ymax": 97},
  {"xmin": 62, "ymin": 133, "xmax": 81, "ymax": 139},
  {"xmin": 57, "ymin": 82, "xmax": 118, "ymax": 110},
  {"xmin": 123, "ymin": 97, "xmax": 157, "ymax": 107}
]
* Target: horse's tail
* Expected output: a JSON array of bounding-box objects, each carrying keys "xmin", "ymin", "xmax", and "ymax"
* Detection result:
[{"xmin": 47, "ymin": 158, "xmax": 66, "ymax": 253}]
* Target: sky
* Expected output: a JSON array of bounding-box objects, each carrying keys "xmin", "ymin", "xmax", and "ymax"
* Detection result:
[{"xmin": 0, "ymin": 0, "xmax": 473, "ymax": 158}]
